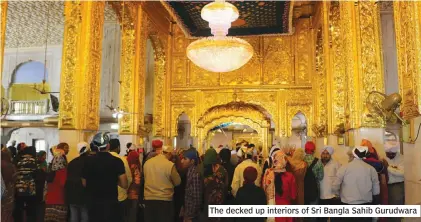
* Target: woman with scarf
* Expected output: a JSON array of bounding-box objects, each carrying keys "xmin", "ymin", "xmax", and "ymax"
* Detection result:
[
  {"xmin": 44, "ymin": 145, "xmax": 68, "ymax": 222},
  {"xmin": 261, "ymin": 146, "xmax": 281, "ymax": 186},
  {"xmin": 360, "ymin": 139, "xmax": 388, "ymax": 205},
  {"xmin": 202, "ymin": 148, "xmax": 228, "ymax": 222},
  {"xmin": 127, "ymin": 151, "xmax": 141, "ymax": 222},
  {"xmin": 263, "ymin": 151, "xmax": 297, "ymax": 222},
  {"xmin": 14, "ymin": 146, "xmax": 37, "ymax": 222},
  {"xmin": 1, "ymin": 148, "xmax": 16, "ymax": 222},
  {"xmin": 286, "ymin": 148, "xmax": 306, "ymax": 205}
]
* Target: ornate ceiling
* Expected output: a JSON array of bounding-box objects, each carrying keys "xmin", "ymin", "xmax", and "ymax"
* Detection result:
[
  {"xmin": 163, "ymin": 1, "xmax": 292, "ymax": 37},
  {"xmin": 5, "ymin": 1, "xmax": 118, "ymax": 48}
]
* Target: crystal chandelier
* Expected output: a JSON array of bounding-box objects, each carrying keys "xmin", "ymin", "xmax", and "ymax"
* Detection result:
[{"xmin": 186, "ymin": 0, "xmax": 254, "ymax": 73}]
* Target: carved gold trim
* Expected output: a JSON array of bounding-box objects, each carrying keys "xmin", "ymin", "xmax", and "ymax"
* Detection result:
[
  {"xmin": 0, "ymin": 1, "xmax": 7, "ymax": 85},
  {"xmin": 394, "ymin": 1, "xmax": 421, "ymax": 119}
]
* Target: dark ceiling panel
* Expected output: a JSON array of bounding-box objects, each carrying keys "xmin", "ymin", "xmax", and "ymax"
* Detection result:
[{"xmin": 165, "ymin": 1, "xmax": 292, "ymax": 37}]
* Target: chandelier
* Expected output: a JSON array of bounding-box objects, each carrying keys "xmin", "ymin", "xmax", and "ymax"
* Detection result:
[{"xmin": 186, "ymin": 0, "xmax": 254, "ymax": 73}]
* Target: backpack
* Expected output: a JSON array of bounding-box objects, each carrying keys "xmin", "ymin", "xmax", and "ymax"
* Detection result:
[{"xmin": 304, "ymin": 157, "xmax": 319, "ymax": 203}]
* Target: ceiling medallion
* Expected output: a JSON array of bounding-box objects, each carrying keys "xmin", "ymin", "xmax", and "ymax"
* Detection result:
[{"xmin": 186, "ymin": 0, "xmax": 254, "ymax": 73}]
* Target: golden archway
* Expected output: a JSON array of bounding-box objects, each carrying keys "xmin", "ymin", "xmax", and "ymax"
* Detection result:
[{"xmin": 196, "ymin": 101, "xmax": 271, "ymax": 157}]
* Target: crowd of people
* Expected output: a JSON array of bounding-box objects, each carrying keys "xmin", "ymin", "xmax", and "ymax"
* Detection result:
[{"xmin": 0, "ymin": 135, "xmax": 404, "ymax": 222}]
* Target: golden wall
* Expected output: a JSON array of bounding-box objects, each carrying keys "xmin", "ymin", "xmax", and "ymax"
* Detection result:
[{"xmin": 168, "ymin": 18, "xmax": 314, "ymax": 139}]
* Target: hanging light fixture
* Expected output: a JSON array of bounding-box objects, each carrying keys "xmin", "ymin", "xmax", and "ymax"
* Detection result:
[{"xmin": 186, "ymin": 0, "xmax": 254, "ymax": 73}]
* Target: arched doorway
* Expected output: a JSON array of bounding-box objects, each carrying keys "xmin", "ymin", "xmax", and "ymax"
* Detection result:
[{"xmin": 196, "ymin": 101, "xmax": 271, "ymax": 157}]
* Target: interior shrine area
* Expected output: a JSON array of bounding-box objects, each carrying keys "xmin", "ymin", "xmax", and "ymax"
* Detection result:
[{"xmin": 0, "ymin": 1, "xmax": 420, "ymax": 222}]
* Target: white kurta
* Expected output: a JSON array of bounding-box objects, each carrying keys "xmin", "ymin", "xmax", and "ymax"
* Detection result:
[
  {"xmin": 319, "ymin": 159, "xmax": 341, "ymax": 199},
  {"xmin": 231, "ymin": 159, "xmax": 261, "ymax": 197},
  {"xmin": 385, "ymin": 153, "xmax": 404, "ymax": 184}
]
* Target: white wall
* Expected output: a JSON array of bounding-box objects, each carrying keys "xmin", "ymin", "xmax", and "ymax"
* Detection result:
[
  {"xmin": 2, "ymin": 46, "xmax": 63, "ymax": 96},
  {"xmin": 210, "ymin": 131, "xmax": 233, "ymax": 148},
  {"xmin": 381, "ymin": 11, "xmax": 399, "ymax": 96},
  {"xmin": 99, "ymin": 22, "xmax": 121, "ymax": 118},
  {"xmin": 8, "ymin": 127, "xmax": 59, "ymax": 162}
]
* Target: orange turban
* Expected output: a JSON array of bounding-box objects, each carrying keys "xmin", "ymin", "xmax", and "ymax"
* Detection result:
[
  {"xmin": 152, "ymin": 140, "xmax": 163, "ymax": 149},
  {"xmin": 304, "ymin": 141, "xmax": 316, "ymax": 154},
  {"xmin": 361, "ymin": 139, "xmax": 374, "ymax": 153}
]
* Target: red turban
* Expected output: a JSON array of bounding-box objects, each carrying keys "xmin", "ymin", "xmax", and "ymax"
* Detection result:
[
  {"xmin": 243, "ymin": 166, "xmax": 258, "ymax": 185},
  {"xmin": 305, "ymin": 141, "xmax": 316, "ymax": 154},
  {"xmin": 152, "ymin": 140, "xmax": 163, "ymax": 149}
]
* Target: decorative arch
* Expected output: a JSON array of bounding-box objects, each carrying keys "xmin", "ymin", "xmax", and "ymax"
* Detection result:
[
  {"xmin": 9, "ymin": 60, "xmax": 47, "ymax": 87},
  {"xmin": 286, "ymin": 106, "xmax": 312, "ymax": 137},
  {"xmin": 196, "ymin": 101, "xmax": 271, "ymax": 157}
]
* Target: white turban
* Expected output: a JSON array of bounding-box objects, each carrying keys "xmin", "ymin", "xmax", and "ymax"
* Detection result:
[
  {"xmin": 352, "ymin": 146, "xmax": 368, "ymax": 159},
  {"xmin": 384, "ymin": 141, "xmax": 399, "ymax": 153},
  {"xmin": 321, "ymin": 146, "xmax": 334, "ymax": 155}
]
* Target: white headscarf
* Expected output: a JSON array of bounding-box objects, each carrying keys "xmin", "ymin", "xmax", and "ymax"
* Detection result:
[
  {"xmin": 352, "ymin": 146, "xmax": 368, "ymax": 160},
  {"xmin": 384, "ymin": 141, "xmax": 399, "ymax": 153}
]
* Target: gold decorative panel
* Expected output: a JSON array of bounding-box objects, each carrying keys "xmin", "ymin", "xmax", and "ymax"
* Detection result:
[
  {"xmin": 294, "ymin": 18, "xmax": 312, "ymax": 85},
  {"xmin": 263, "ymin": 36, "xmax": 294, "ymax": 85},
  {"xmin": 171, "ymin": 56, "xmax": 187, "ymax": 87},
  {"xmin": 394, "ymin": 1, "xmax": 421, "ymax": 119},
  {"xmin": 220, "ymin": 37, "xmax": 261, "ymax": 86},
  {"xmin": 170, "ymin": 91, "xmax": 196, "ymax": 104},
  {"xmin": 173, "ymin": 25, "xmax": 187, "ymax": 54},
  {"xmin": 188, "ymin": 60, "xmax": 220, "ymax": 87}
]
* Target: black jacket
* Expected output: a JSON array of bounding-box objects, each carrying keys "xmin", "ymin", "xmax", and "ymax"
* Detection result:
[
  {"xmin": 65, "ymin": 154, "xmax": 89, "ymax": 205},
  {"xmin": 235, "ymin": 183, "xmax": 267, "ymax": 222}
]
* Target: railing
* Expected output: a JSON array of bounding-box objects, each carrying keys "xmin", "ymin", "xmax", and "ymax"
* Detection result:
[{"xmin": 9, "ymin": 99, "xmax": 49, "ymax": 115}]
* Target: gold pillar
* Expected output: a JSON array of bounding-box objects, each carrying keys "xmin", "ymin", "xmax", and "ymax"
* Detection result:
[
  {"xmin": 0, "ymin": 1, "xmax": 7, "ymax": 87},
  {"xmin": 328, "ymin": 1, "xmax": 346, "ymax": 134},
  {"xmin": 340, "ymin": 1, "xmax": 385, "ymax": 129},
  {"xmin": 59, "ymin": 1, "xmax": 105, "ymax": 130},
  {"xmin": 118, "ymin": 4, "xmax": 147, "ymax": 135},
  {"xmin": 313, "ymin": 2, "xmax": 329, "ymax": 137},
  {"xmin": 394, "ymin": 1, "xmax": 421, "ymax": 119}
]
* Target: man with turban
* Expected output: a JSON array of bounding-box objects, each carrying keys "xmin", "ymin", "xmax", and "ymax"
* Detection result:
[
  {"xmin": 384, "ymin": 141, "xmax": 404, "ymax": 221},
  {"xmin": 332, "ymin": 146, "xmax": 380, "ymax": 222},
  {"xmin": 231, "ymin": 144, "xmax": 261, "ymax": 197},
  {"xmin": 303, "ymin": 141, "xmax": 324, "ymax": 207},
  {"xmin": 145, "ymin": 139, "xmax": 163, "ymax": 162},
  {"xmin": 318, "ymin": 146, "xmax": 341, "ymax": 222},
  {"xmin": 143, "ymin": 144, "xmax": 181, "ymax": 222}
]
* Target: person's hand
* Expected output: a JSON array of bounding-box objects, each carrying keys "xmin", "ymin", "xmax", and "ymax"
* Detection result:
[
  {"xmin": 184, "ymin": 218, "xmax": 192, "ymax": 222},
  {"xmin": 382, "ymin": 159, "xmax": 389, "ymax": 168}
]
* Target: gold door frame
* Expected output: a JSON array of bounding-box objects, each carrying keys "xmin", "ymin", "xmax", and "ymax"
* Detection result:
[{"xmin": 196, "ymin": 101, "xmax": 271, "ymax": 157}]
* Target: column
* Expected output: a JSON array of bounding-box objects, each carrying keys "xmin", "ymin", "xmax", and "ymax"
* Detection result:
[
  {"xmin": 118, "ymin": 4, "xmax": 147, "ymax": 137},
  {"xmin": 59, "ymin": 1, "xmax": 105, "ymax": 161},
  {"xmin": 341, "ymin": 1, "xmax": 385, "ymax": 129},
  {"xmin": 1, "ymin": 2, "xmax": 7, "ymax": 90},
  {"xmin": 339, "ymin": 2, "xmax": 385, "ymax": 160},
  {"xmin": 393, "ymin": 1, "xmax": 421, "ymax": 205}
]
